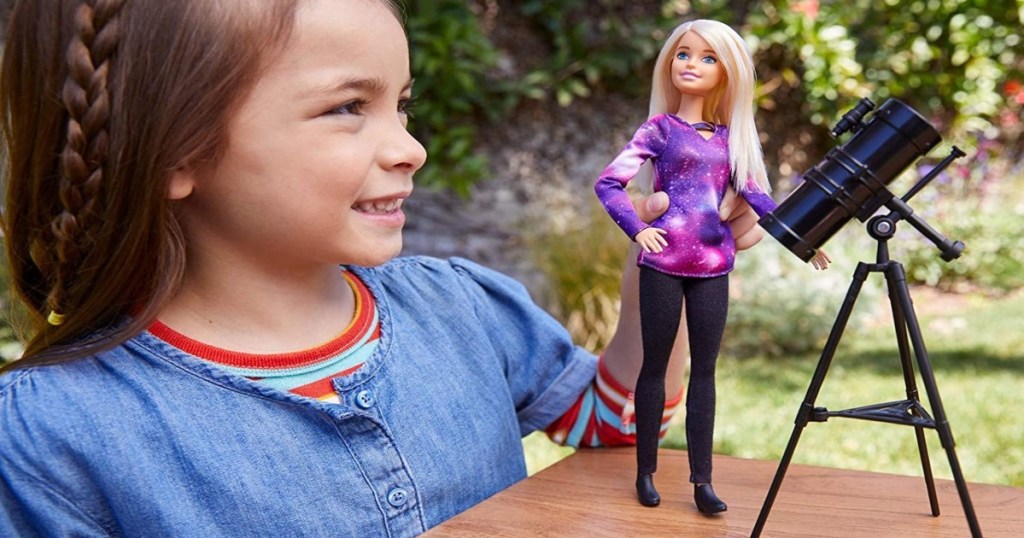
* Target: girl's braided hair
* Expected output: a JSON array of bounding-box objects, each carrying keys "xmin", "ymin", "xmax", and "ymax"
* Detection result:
[
  {"xmin": 1, "ymin": 0, "xmax": 303, "ymax": 366},
  {"xmin": 42, "ymin": 0, "xmax": 125, "ymax": 325}
]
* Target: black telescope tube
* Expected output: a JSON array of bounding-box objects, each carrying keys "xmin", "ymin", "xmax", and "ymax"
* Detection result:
[{"xmin": 759, "ymin": 99, "xmax": 941, "ymax": 262}]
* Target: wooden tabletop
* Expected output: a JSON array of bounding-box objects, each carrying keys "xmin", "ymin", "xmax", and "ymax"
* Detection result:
[{"xmin": 427, "ymin": 448, "xmax": 1023, "ymax": 537}]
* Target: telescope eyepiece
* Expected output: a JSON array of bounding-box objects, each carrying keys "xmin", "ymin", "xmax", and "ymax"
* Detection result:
[{"xmin": 829, "ymin": 98, "xmax": 876, "ymax": 139}]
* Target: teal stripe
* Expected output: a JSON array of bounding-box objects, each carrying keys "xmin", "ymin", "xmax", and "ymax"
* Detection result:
[
  {"xmin": 594, "ymin": 398, "xmax": 621, "ymax": 428},
  {"xmin": 220, "ymin": 308, "xmax": 378, "ymax": 379},
  {"xmin": 565, "ymin": 385, "xmax": 595, "ymax": 447},
  {"xmin": 258, "ymin": 341, "xmax": 379, "ymax": 391}
]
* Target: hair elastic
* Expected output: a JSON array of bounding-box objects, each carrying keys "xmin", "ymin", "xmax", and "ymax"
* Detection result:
[{"xmin": 47, "ymin": 311, "xmax": 66, "ymax": 326}]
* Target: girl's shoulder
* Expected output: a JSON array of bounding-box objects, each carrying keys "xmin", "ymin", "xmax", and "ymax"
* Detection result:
[
  {"xmin": 351, "ymin": 256, "xmax": 539, "ymax": 327},
  {"xmin": 0, "ymin": 341, "xmax": 149, "ymax": 407},
  {"xmin": 352, "ymin": 255, "xmax": 529, "ymax": 298}
]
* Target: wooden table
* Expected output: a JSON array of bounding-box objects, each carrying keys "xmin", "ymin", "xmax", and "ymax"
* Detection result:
[{"xmin": 427, "ymin": 448, "xmax": 1023, "ymax": 537}]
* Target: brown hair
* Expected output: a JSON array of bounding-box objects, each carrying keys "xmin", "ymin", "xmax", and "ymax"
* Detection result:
[{"xmin": 1, "ymin": 0, "xmax": 307, "ymax": 367}]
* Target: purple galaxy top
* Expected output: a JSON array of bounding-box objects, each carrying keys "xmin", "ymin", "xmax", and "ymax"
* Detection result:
[{"xmin": 594, "ymin": 113, "xmax": 777, "ymax": 278}]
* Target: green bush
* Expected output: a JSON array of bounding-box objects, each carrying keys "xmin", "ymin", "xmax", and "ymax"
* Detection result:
[
  {"xmin": 891, "ymin": 152, "xmax": 1024, "ymax": 291},
  {"xmin": 405, "ymin": 0, "xmax": 505, "ymax": 195},
  {"xmin": 404, "ymin": 1, "xmax": 668, "ymax": 194},
  {"xmin": 526, "ymin": 199, "xmax": 630, "ymax": 353},
  {"xmin": 401, "ymin": 1, "xmax": 1022, "ymax": 194}
]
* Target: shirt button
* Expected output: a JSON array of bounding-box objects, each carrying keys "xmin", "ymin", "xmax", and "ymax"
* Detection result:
[
  {"xmin": 354, "ymin": 389, "xmax": 375, "ymax": 409},
  {"xmin": 387, "ymin": 487, "xmax": 409, "ymax": 508}
]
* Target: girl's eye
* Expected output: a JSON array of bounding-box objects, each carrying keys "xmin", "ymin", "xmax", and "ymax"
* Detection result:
[
  {"xmin": 328, "ymin": 99, "xmax": 367, "ymax": 116},
  {"xmin": 702, "ymin": 56, "xmax": 717, "ymax": 64},
  {"xmin": 677, "ymin": 52, "xmax": 689, "ymax": 61},
  {"xmin": 399, "ymin": 96, "xmax": 417, "ymax": 117}
]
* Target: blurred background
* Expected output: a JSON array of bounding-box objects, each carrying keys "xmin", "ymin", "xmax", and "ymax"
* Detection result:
[
  {"xmin": 2, "ymin": 0, "xmax": 1022, "ymax": 487},
  {"xmin": 395, "ymin": 0, "xmax": 1024, "ymax": 488}
]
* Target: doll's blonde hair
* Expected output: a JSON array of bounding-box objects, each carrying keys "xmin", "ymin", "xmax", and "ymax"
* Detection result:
[{"xmin": 638, "ymin": 19, "xmax": 769, "ymax": 194}]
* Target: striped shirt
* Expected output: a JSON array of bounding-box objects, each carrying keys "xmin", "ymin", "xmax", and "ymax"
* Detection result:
[{"xmin": 148, "ymin": 270, "xmax": 378, "ymax": 404}]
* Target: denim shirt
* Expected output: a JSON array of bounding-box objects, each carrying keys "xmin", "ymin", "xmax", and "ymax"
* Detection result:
[{"xmin": 0, "ymin": 257, "xmax": 598, "ymax": 537}]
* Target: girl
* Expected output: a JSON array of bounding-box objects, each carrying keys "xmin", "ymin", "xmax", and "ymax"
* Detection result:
[
  {"xmin": 594, "ymin": 20, "xmax": 829, "ymax": 514},
  {"xmin": 0, "ymin": 1, "xmax": 762, "ymax": 535}
]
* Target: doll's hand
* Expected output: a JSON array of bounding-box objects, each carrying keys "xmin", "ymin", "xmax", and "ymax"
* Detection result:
[
  {"xmin": 635, "ymin": 227, "xmax": 668, "ymax": 253},
  {"xmin": 810, "ymin": 249, "xmax": 832, "ymax": 270},
  {"xmin": 720, "ymin": 187, "xmax": 764, "ymax": 251}
]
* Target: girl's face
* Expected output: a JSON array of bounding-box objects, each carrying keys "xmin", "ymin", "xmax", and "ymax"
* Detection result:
[
  {"xmin": 171, "ymin": 0, "xmax": 426, "ymax": 272},
  {"xmin": 670, "ymin": 31, "xmax": 725, "ymax": 97}
]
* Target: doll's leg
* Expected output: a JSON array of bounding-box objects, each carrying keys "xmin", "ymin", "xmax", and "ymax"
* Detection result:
[
  {"xmin": 682, "ymin": 274, "xmax": 729, "ymax": 485},
  {"xmin": 637, "ymin": 267, "xmax": 685, "ymax": 476}
]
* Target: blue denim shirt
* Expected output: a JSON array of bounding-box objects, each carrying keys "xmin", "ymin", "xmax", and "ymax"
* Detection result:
[{"xmin": 0, "ymin": 257, "xmax": 598, "ymax": 537}]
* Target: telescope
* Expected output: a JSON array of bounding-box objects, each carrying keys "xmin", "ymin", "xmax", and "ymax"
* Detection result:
[
  {"xmin": 752, "ymin": 98, "xmax": 981, "ymax": 537},
  {"xmin": 759, "ymin": 98, "xmax": 965, "ymax": 262}
]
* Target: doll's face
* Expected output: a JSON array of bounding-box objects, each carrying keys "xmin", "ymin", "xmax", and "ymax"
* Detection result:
[{"xmin": 670, "ymin": 31, "xmax": 725, "ymax": 97}]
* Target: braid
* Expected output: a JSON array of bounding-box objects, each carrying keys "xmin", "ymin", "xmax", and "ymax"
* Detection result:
[{"xmin": 44, "ymin": 0, "xmax": 125, "ymax": 325}]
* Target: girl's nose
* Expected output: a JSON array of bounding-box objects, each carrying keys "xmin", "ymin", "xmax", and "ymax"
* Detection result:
[{"xmin": 381, "ymin": 122, "xmax": 427, "ymax": 173}]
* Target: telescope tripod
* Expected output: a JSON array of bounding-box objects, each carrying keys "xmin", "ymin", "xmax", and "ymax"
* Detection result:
[{"xmin": 751, "ymin": 213, "xmax": 982, "ymax": 537}]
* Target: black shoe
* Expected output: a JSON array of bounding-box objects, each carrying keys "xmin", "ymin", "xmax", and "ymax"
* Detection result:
[
  {"xmin": 694, "ymin": 483, "xmax": 727, "ymax": 514},
  {"xmin": 635, "ymin": 473, "xmax": 661, "ymax": 507}
]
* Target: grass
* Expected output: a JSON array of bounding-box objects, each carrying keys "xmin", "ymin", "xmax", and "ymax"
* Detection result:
[{"xmin": 524, "ymin": 287, "xmax": 1024, "ymax": 487}]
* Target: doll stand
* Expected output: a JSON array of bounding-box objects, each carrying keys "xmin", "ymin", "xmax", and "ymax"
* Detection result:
[{"xmin": 751, "ymin": 157, "xmax": 982, "ymax": 537}]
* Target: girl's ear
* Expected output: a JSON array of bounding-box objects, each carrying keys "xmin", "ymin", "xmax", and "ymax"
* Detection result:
[{"xmin": 167, "ymin": 168, "xmax": 196, "ymax": 200}]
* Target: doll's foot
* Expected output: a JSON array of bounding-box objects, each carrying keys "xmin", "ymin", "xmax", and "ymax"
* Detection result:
[
  {"xmin": 635, "ymin": 473, "xmax": 661, "ymax": 507},
  {"xmin": 694, "ymin": 483, "xmax": 727, "ymax": 514}
]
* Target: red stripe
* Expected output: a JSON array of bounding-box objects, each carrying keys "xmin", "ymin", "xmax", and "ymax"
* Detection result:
[
  {"xmin": 149, "ymin": 271, "xmax": 376, "ymax": 369},
  {"xmin": 544, "ymin": 391, "xmax": 584, "ymax": 437}
]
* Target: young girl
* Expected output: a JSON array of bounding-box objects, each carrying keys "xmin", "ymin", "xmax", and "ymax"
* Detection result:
[
  {"xmin": 0, "ymin": 1, "xmax": 760, "ymax": 535},
  {"xmin": 595, "ymin": 20, "xmax": 829, "ymax": 514}
]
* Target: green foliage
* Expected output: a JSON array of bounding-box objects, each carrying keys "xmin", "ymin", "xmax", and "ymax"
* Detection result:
[
  {"xmin": 405, "ymin": 1, "xmax": 666, "ymax": 193},
  {"xmin": 526, "ymin": 199, "xmax": 631, "ymax": 353},
  {"xmin": 892, "ymin": 155, "xmax": 1024, "ymax": 291},
  {"xmin": 723, "ymin": 0, "xmax": 1023, "ymax": 138},
  {"xmin": 404, "ymin": 1, "xmax": 1022, "ymax": 193},
  {"xmin": 405, "ymin": 0, "xmax": 504, "ymax": 195},
  {"xmin": 515, "ymin": 1, "xmax": 666, "ymax": 105}
]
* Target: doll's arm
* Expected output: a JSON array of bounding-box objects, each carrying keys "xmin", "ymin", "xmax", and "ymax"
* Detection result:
[
  {"xmin": 810, "ymin": 250, "xmax": 832, "ymax": 270},
  {"xmin": 594, "ymin": 116, "xmax": 670, "ymax": 240},
  {"xmin": 737, "ymin": 186, "xmax": 778, "ymax": 218}
]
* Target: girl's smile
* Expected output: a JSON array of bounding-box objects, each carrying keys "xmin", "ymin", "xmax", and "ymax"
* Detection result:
[
  {"xmin": 169, "ymin": 0, "xmax": 426, "ymax": 275},
  {"xmin": 352, "ymin": 193, "xmax": 410, "ymax": 228}
]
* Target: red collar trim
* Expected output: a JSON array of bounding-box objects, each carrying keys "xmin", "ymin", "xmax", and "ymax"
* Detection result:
[{"xmin": 148, "ymin": 271, "xmax": 376, "ymax": 369}]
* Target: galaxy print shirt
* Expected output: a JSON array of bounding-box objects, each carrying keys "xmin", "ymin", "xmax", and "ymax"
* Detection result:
[{"xmin": 594, "ymin": 113, "xmax": 777, "ymax": 278}]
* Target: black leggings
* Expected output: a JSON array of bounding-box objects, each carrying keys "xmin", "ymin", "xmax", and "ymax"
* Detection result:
[{"xmin": 636, "ymin": 266, "xmax": 729, "ymax": 483}]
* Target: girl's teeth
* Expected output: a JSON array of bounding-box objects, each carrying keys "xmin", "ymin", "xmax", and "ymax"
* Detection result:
[{"xmin": 355, "ymin": 200, "xmax": 401, "ymax": 213}]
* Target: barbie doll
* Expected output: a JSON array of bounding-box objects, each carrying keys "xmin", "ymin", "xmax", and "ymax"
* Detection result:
[{"xmin": 594, "ymin": 19, "xmax": 828, "ymax": 514}]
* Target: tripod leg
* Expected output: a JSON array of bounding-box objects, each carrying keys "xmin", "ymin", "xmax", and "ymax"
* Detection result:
[
  {"xmin": 890, "ymin": 265, "xmax": 983, "ymax": 538},
  {"xmin": 886, "ymin": 274, "xmax": 940, "ymax": 516},
  {"xmin": 752, "ymin": 263, "xmax": 871, "ymax": 538}
]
